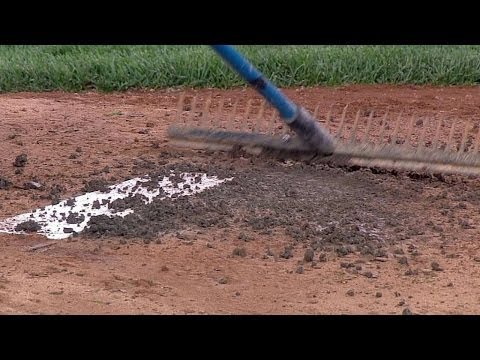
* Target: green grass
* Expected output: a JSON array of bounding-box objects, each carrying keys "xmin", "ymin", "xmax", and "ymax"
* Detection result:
[{"xmin": 0, "ymin": 45, "xmax": 479, "ymax": 92}]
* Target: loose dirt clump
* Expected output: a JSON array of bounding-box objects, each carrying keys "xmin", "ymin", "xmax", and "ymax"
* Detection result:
[
  {"xmin": 280, "ymin": 246, "xmax": 294, "ymax": 259},
  {"xmin": 81, "ymin": 179, "xmax": 110, "ymax": 193},
  {"xmin": 304, "ymin": 248, "xmax": 315, "ymax": 262},
  {"xmin": 431, "ymin": 262, "xmax": 444, "ymax": 271},
  {"xmin": 83, "ymin": 214, "xmax": 159, "ymax": 238},
  {"xmin": 402, "ymin": 308, "xmax": 413, "ymax": 315},
  {"xmin": 0, "ymin": 177, "xmax": 12, "ymax": 189},
  {"xmin": 108, "ymin": 194, "xmax": 148, "ymax": 213},
  {"xmin": 66, "ymin": 212, "xmax": 86, "ymax": 225},
  {"xmin": 13, "ymin": 154, "xmax": 27, "ymax": 167},
  {"xmin": 15, "ymin": 220, "xmax": 41, "ymax": 232},
  {"xmin": 49, "ymin": 184, "xmax": 65, "ymax": 205},
  {"xmin": 232, "ymin": 247, "xmax": 247, "ymax": 257}
]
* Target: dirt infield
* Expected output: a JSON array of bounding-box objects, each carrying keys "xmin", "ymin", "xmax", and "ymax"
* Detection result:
[{"xmin": 1, "ymin": 85, "xmax": 480, "ymax": 314}]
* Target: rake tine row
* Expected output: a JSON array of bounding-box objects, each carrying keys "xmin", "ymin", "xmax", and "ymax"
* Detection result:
[{"xmin": 173, "ymin": 93, "xmax": 480, "ymax": 158}]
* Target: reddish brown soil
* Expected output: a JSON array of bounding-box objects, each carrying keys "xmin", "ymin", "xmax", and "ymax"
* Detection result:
[{"xmin": 1, "ymin": 85, "xmax": 480, "ymax": 314}]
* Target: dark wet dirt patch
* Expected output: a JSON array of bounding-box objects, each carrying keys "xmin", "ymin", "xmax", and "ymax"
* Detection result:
[{"xmin": 77, "ymin": 157, "xmax": 473, "ymax": 258}]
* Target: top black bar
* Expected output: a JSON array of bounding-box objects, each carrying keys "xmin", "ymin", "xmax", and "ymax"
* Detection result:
[{"xmin": 1, "ymin": 4, "xmax": 478, "ymax": 45}]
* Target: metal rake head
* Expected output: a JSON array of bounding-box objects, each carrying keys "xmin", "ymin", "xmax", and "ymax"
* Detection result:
[{"xmin": 167, "ymin": 91, "xmax": 480, "ymax": 175}]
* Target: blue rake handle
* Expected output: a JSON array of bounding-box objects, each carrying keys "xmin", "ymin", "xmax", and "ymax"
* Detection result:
[{"xmin": 210, "ymin": 45, "xmax": 335, "ymax": 155}]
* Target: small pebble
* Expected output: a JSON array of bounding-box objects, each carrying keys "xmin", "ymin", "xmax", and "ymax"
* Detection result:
[
  {"xmin": 402, "ymin": 308, "xmax": 413, "ymax": 315},
  {"xmin": 304, "ymin": 248, "xmax": 315, "ymax": 262},
  {"xmin": 431, "ymin": 261, "xmax": 443, "ymax": 271}
]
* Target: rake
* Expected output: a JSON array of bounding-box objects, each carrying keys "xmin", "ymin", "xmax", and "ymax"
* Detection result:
[{"xmin": 168, "ymin": 45, "xmax": 480, "ymax": 176}]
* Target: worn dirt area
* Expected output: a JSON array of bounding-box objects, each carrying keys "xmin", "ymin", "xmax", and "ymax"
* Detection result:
[{"xmin": 1, "ymin": 85, "xmax": 480, "ymax": 314}]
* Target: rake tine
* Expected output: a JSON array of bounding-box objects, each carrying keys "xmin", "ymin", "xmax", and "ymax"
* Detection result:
[
  {"xmin": 459, "ymin": 122, "xmax": 470, "ymax": 153},
  {"xmin": 446, "ymin": 119, "xmax": 456, "ymax": 152},
  {"xmin": 176, "ymin": 92, "xmax": 186, "ymax": 124},
  {"xmin": 188, "ymin": 95, "xmax": 198, "ymax": 126},
  {"xmin": 313, "ymin": 104, "xmax": 320, "ymax": 120},
  {"xmin": 432, "ymin": 115, "xmax": 443, "ymax": 149},
  {"xmin": 336, "ymin": 103, "xmax": 349, "ymax": 139},
  {"xmin": 325, "ymin": 105, "xmax": 334, "ymax": 129},
  {"xmin": 279, "ymin": 103, "xmax": 291, "ymax": 137},
  {"xmin": 281, "ymin": 118, "xmax": 290, "ymax": 137},
  {"xmin": 243, "ymin": 99, "xmax": 253, "ymax": 132},
  {"xmin": 406, "ymin": 115, "xmax": 415, "ymax": 146},
  {"xmin": 417, "ymin": 117, "xmax": 428, "ymax": 151},
  {"xmin": 362, "ymin": 111, "xmax": 374, "ymax": 144},
  {"xmin": 201, "ymin": 94, "xmax": 212, "ymax": 127},
  {"xmin": 350, "ymin": 109, "xmax": 361, "ymax": 143},
  {"xmin": 377, "ymin": 109, "xmax": 389, "ymax": 146},
  {"xmin": 390, "ymin": 111, "xmax": 402, "ymax": 145},
  {"xmin": 228, "ymin": 98, "xmax": 239, "ymax": 130},
  {"xmin": 474, "ymin": 123, "xmax": 480, "ymax": 153},
  {"xmin": 215, "ymin": 96, "xmax": 225, "ymax": 127},
  {"xmin": 270, "ymin": 110, "xmax": 279, "ymax": 135}
]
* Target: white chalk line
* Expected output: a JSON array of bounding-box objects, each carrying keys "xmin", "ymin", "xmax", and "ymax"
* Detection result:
[{"xmin": 0, "ymin": 171, "xmax": 232, "ymax": 240}]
